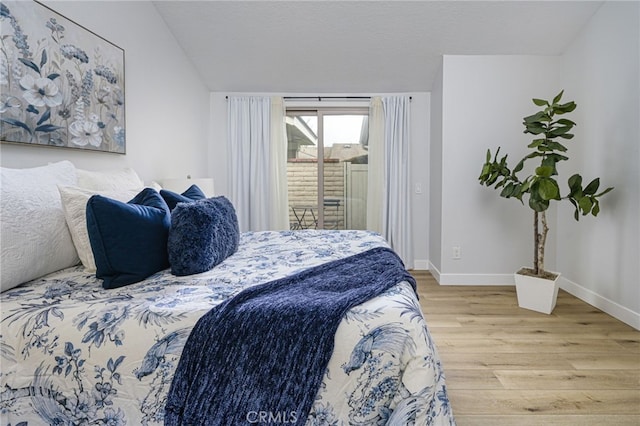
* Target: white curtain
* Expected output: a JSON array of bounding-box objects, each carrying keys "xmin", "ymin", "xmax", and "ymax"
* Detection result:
[
  {"xmin": 269, "ymin": 97, "xmax": 290, "ymax": 230},
  {"xmin": 367, "ymin": 96, "xmax": 413, "ymax": 268},
  {"xmin": 227, "ymin": 96, "xmax": 288, "ymax": 232},
  {"xmin": 367, "ymin": 97, "xmax": 384, "ymax": 233},
  {"xmin": 382, "ymin": 96, "xmax": 413, "ymax": 268}
]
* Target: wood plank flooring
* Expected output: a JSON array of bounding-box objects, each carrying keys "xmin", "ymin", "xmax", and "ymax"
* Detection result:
[{"xmin": 411, "ymin": 270, "xmax": 640, "ymax": 425}]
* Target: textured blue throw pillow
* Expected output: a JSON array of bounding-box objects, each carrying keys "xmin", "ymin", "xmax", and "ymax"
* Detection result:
[
  {"xmin": 86, "ymin": 188, "xmax": 171, "ymax": 289},
  {"xmin": 160, "ymin": 184, "xmax": 206, "ymax": 211},
  {"xmin": 168, "ymin": 196, "xmax": 240, "ymax": 276}
]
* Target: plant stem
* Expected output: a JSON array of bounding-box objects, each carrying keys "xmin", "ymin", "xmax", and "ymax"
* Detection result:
[
  {"xmin": 537, "ymin": 211, "xmax": 549, "ymax": 275},
  {"xmin": 533, "ymin": 211, "xmax": 539, "ymax": 275}
]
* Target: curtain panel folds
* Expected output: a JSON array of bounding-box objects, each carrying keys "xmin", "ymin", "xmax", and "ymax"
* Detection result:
[
  {"xmin": 367, "ymin": 96, "xmax": 413, "ymax": 268},
  {"xmin": 367, "ymin": 97, "xmax": 384, "ymax": 234},
  {"xmin": 227, "ymin": 94, "xmax": 412, "ymax": 267},
  {"xmin": 227, "ymin": 96, "xmax": 288, "ymax": 232},
  {"xmin": 269, "ymin": 97, "xmax": 290, "ymax": 230}
]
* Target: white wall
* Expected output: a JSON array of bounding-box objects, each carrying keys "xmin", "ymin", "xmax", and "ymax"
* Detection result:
[
  {"xmin": 409, "ymin": 93, "xmax": 430, "ymax": 270},
  {"xmin": 209, "ymin": 92, "xmax": 431, "ymax": 268},
  {"xmin": 0, "ymin": 1, "xmax": 210, "ymax": 184},
  {"xmin": 436, "ymin": 55, "xmax": 560, "ymax": 284},
  {"xmin": 429, "ymin": 62, "xmax": 443, "ymax": 277},
  {"xmin": 431, "ymin": 4, "xmax": 640, "ymax": 328},
  {"xmin": 557, "ymin": 2, "xmax": 640, "ymax": 328}
]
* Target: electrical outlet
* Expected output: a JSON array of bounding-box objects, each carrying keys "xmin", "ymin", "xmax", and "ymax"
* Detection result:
[{"xmin": 452, "ymin": 246, "xmax": 461, "ymax": 260}]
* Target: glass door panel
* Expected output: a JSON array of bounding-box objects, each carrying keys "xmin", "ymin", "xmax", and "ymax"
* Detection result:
[
  {"xmin": 323, "ymin": 114, "xmax": 368, "ymax": 230},
  {"xmin": 286, "ymin": 109, "xmax": 368, "ymax": 231},
  {"xmin": 286, "ymin": 113, "xmax": 318, "ymax": 230}
]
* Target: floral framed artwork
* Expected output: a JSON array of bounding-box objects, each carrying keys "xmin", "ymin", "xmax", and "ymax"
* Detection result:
[{"xmin": 0, "ymin": 0, "xmax": 125, "ymax": 153}]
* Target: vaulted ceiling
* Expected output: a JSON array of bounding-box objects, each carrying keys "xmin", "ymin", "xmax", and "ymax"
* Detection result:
[{"xmin": 153, "ymin": 1, "xmax": 603, "ymax": 93}]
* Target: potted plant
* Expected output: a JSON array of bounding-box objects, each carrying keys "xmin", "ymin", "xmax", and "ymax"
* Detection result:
[{"xmin": 478, "ymin": 90, "xmax": 613, "ymax": 314}]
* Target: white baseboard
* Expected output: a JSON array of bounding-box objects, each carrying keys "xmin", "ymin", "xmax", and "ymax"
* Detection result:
[
  {"xmin": 413, "ymin": 259, "xmax": 429, "ymax": 270},
  {"xmin": 559, "ymin": 277, "xmax": 640, "ymax": 330},
  {"xmin": 427, "ymin": 261, "xmax": 441, "ymax": 282},
  {"xmin": 424, "ymin": 263, "xmax": 640, "ymax": 330},
  {"xmin": 438, "ymin": 273, "xmax": 515, "ymax": 286},
  {"xmin": 426, "ymin": 262, "xmax": 514, "ymax": 285}
]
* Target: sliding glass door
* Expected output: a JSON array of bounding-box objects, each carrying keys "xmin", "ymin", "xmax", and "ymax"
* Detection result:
[{"xmin": 286, "ymin": 108, "xmax": 369, "ymax": 230}]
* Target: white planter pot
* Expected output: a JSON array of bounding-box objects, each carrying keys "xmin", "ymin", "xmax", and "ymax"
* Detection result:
[{"xmin": 514, "ymin": 270, "xmax": 561, "ymax": 314}]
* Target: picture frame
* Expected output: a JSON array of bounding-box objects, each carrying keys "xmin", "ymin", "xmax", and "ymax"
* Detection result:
[{"xmin": 0, "ymin": 0, "xmax": 126, "ymax": 154}]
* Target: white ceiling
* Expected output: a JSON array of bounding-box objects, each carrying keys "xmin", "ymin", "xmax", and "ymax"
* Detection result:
[{"xmin": 152, "ymin": 1, "xmax": 603, "ymax": 93}]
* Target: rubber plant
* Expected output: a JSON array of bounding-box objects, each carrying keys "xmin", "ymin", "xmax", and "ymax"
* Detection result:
[{"xmin": 478, "ymin": 90, "xmax": 613, "ymax": 279}]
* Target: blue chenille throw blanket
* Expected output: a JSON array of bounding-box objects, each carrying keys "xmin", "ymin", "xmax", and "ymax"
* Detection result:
[{"xmin": 164, "ymin": 246, "xmax": 416, "ymax": 425}]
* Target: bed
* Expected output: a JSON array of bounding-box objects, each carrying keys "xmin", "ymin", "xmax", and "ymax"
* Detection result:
[{"xmin": 0, "ymin": 162, "xmax": 455, "ymax": 425}]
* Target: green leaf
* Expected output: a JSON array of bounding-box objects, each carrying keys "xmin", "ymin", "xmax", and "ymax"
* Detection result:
[
  {"xmin": 559, "ymin": 133, "xmax": 575, "ymax": 139},
  {"xmin": 578, "ymin": 196, "xmax": 593, "ymax": 214},
  {"xmin": 583, "ymin": 178, "xmax": 600, "ymax": 195},
  {"xmin": 546, "ymin": 141, "xmax": 568, "ymax": 152},
  {"xmin": 525, "ymin": 152, "xmax": 544, "ymax": 160},
  {"xmin": 486, "ymin": 149, "xmax": 491, "ymax": 163},
  {"xmin": 479, "ymin": 164, "xmax": 490, "ymax": 181},
  {"xmin": 511, "ymin": 183, "xmax": 523, "ymax": 199},
  {"xmin": 523, "ymin": 111, "xmax": 548, "ymax": 124},
  {"xmin": 524, "ymin": 125, "xmax": 546, "ymax": 135},
  {"xmin": 500, "ymin": 183, "xmax": 514, "ymax": 198},
  {"xmin": 535, "ymin": 166, "xmax": 554, "ymax": 178},
  {"xmin": 538, "ymin": 178, "xmax": 560, "ymax": 200},
  {"xmin": 529, "ymin": 195, "xmax": 550, "ymax": 212},
  {"xmin": 552, "ymin": 90, "xmax": 564, "ymax": 104},
  {"xmin": 568, "ymin": 174, "xmax": 582, "ymax": 191},
  {"xmin": 556, "ymin": 118, "xmax": 576, "ymax": 126},
  {"xmin": 533, "ymin": 98, "xmax": 549, "ymax": 107},
  {"xmin": 554, "ymin": 101, "xmax": 577, "ymax": 114},
  {"xmin": 513, "ymin": 159, "xmax": 525, "ymax": 174},
  {"xmin": 568, "ymin": 198, "xmax": 580, "ymax": 221},
  {"xmin": 592, "ymin": 200, "xmax": 600, "ymax": 216},
  {"xmin": 549, "ymin": 126, "xmax": 573, "ymax": 137},
  {"xmin": 493, "ymin": 147, "xmax": 502, "ymax": 163},
  {"xmin": 595, "ymin": 186, "xmax": 614, "ymax": 197},
  {"xmin": 548, "ymin": 153, "xmax": 569, "ymax": 162},
  {"xmin": 487, "ymin": 171, "xmax": 499, "ymax": 186},
  {"xmin": 541, "ymin": 156, "xmax": 560, "ymax": 175},
  {"xmin": 527, "ymin": 139, "xmax": 545, "ymax": 148}
]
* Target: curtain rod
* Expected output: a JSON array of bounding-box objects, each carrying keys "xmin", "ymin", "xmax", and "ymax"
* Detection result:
[
  {"xmin": 284, "ymin": 96, "xmax": 371, "ymax": 101},
  {"xmin": 224, "ymin": 95, "xmax": 412, "ymax": 101}
]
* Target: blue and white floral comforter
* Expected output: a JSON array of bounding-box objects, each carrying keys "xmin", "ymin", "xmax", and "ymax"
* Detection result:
[{"xmin": 0, "ymin": 230, "xmax": 454, "ymax": 425}]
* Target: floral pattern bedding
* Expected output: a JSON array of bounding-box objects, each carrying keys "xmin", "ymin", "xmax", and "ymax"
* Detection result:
[{"xmin": 0, "ymin": 230, "xmax": 454, "ymax": 425}]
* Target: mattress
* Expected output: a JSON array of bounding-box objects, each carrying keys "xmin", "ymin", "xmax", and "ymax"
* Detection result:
[{"xmin": 0, "ymin": 230, "xmax": 454, "ymax": 425}]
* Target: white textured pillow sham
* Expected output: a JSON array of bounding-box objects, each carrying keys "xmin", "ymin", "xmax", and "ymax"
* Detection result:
[
  {"xmin": 1, "ymin": 161, "xmax": 79, "ymax": 292},
  {"xmin": 77, "ymin": 167, "xmax": 144, "ymax": 191},
  {"xmin": 58, "ymin": 186, "xmax": 139, "ymax": 272}
]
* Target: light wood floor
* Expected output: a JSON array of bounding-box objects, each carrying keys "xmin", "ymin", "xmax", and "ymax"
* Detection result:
[{"xmin": 411, "ymin": 270, "xmax": 640, "ymax": 425}]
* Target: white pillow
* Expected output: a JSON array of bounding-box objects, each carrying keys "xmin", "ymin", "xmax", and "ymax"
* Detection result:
[
  {"xmin": 58, "ymin": 186, "xmax": 140, "ymax": 272},
  {"xmin": 148, "ymin": 180, "xmax": 163, "ymax": 191},
  {"xmin": 1, "ymin": 161, "xmax": 80, "ymax": 292},
  {"xmin": 77, "ymin": 167, "xmax": 144, "ymax": 191}
]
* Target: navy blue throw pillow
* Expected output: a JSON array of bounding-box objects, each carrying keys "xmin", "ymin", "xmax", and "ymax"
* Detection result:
[
  {"xmin": 160, "ymin": 184, "xmax": 206, "ymax": 211},
  {"xmin": 86, "ymin": 188, "xmax": 171, "ymax": 289},
  {"xmin": 168, "ymin": 196, "xmax": 240, "ymax": 276}
]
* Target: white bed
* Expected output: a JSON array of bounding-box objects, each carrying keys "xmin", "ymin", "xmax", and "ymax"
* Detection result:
[{"xmin": 0, "ymin": 162, "xmax": 455, "ymax": 425}]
